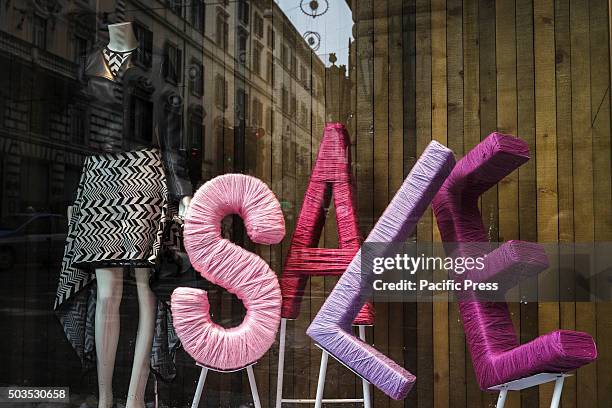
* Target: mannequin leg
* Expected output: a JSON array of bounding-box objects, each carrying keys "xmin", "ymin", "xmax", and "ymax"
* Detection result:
[
  {"xmin": 126, "ymin": 268, "xmax": 157, "ymax": 408},
  {"xmin": 95, "ymin": 268, "xmax": 124, "ymax": 408}
]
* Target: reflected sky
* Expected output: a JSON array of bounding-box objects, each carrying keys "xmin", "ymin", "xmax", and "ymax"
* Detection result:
[{"xmin": 276, "ymin": 0, "xmax": 353, "ymax": 69}]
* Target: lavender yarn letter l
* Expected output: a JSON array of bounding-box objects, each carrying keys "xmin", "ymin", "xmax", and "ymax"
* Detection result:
[{"xmin": 307, "ymin": 141, "xmax": 455, "ymax": 400}]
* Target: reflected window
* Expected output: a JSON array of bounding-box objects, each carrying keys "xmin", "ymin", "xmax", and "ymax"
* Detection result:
[
  {"xmin": 189, "ymin": 110, "xmax": 204, "ymax": 150},
  {"xmin": 281, "ymin": 86, "xmax": 288, "ymax": 114},
  {"xmin": 20, "ymin": 158, "xmax": 49, "ymax": 212},
  {"xmin": 253, "ymin": 12, "xmax": 263, "ymax": 38},
  {"xmin": 290, "ymin": 52, "xmax": 296, "ymax": 75},
  {"xmin": 267, "ymin": 26, "xmax": 275, "ymax": 49},
  {"xmin": 164, "ymin": 42, "xmax": 182, "ymax": 84},
  {"xmin": 238, "ymin": 0, "xmax": 250, "ymax": 25},
  {"xmin": 191, "ymin": 0, "xmax": 205, "ymax": 32},
  {"xmin": 167, "ymin": 0, "xmax": 183, "ymax": 16},
  {"xmin": 300, "ymin": 102, "xmax": 308, "ymax": 128},
  {"xmin": 216, "ymin": 12, "xmax": 229, "ymax": 50},
  {"xmin": 32, "ymin": 15, "xmax": 47, "ymax": 49},
  {"xmin": 236, "ymin": 88, "xmax": 249, "ymax": 122},
  {"xmin": 133, "ymin": 22, "xmax": 153, "ymax": 68},
  {"xmin": 190, "ymin": 61, "xmax": 204, "ymax": 97},
  {"xmin": 73, "ymin": 35, "xmax": 88, "ymax": 64},
  {"xmin": 252, "ymin": 98, "xmax": 263, "ymax": 127},
  {"xmin": 71, "ymin": 106, "xmax": 88, "ymax": 145},
  {"xmin": 237, "ymin": 29, "xmax": 248, "ymax": 64},
  {"xmin": 266, "ymin": 51, "xmax": 273, "ymax": 83},
  {"xmin": 253, "ymin": 42, "xmax": 262, "ymax": 76},
  {"xmin": 281, "ymin": 44, "xmax": 289, "ymax": 68},
  {"xmin": 215, "ymin": 75, "xmax": 228, "ymax": 110},
  {"xmin": 130, "ymin": 95, "xmax": 153, "ymax": 143}
]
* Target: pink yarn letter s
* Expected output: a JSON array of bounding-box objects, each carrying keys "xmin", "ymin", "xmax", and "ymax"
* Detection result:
[{"xmin": 171, "ymin": 174, "xmax": 285, "ymax": 371}]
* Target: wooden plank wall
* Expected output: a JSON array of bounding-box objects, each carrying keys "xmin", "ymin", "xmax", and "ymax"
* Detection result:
[{"xmin": 243, "ymin": 0, "xmax": 612, "ymax": 407}]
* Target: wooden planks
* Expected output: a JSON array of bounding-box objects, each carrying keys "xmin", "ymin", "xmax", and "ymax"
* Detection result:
[
  {"xmin": 462, "ymin": 0, "xmax": 483, "ymax": 404},
  {"xmin": 373, "ymin": 0, "xmax": 391, "ymax": 405},
  {"xmin": 388, "ymin": 0, "xmax": 405, "ymax": 407},
  {"xmin": 431, "ymin": 0, "xmax": 449, "ymax": 407},
  {"xmin": 590, "ymin": 0, "xmax": 612, "ymax": 407},
  {"xmin": 554, "ymin": 0, "xmax": 577, "ymax": 406},
  {"xmin": 446, "ymin": 0, "xmax": 466, "ymax": 406},
  {"xmin": 415, "ymin": 0, "xmax": 434, "ymax": 407}
]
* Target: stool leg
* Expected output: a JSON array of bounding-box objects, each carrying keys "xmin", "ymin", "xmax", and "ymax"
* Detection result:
[
  {"xmin": 358, "ymin": 326, "xmax": 372, "ymax": 408},
  {"xmin": 496, "ymin": 387, "xmax": 508, "ymax": 408},
  {"xmin": 275, "ymin": 318, "xmax": 287, "ymax": 408},
  {"xmin": 550, "ymin": 376, "xmax": 565, "ymax": 408},
  {"xmin": 314, "ymin": 351, "xmax": 329, "ymax": 408},
  {"xmin": 191, "ymin": 367, "xmax": 208, "ymax": 408},
  {"xmin": 247, "ymin": 365, "xmax": 262, "ymax": 408}
]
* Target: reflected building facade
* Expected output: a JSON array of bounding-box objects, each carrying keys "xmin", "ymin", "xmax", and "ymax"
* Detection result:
[{"xmin": 0, "ymin": 0, "xmax": 328, "ymax": 218}]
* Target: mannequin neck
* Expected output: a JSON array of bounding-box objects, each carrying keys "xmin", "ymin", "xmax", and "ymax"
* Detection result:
[{"xmin": 107, "ymin": 22, "xmax": 138, "ymax": 53}]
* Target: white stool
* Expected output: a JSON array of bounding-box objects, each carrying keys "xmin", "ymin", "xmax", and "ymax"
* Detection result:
[
  {"xmin": 191, "ymin": 362, "xmax": 261, "ymax": 408},
  {"xmin": 275, "ymin": 318, "xmax": 372, "ymax": 407},
  {"xmin": 489, "ymin": 373, "xmax": 570, "ymax": 408}
]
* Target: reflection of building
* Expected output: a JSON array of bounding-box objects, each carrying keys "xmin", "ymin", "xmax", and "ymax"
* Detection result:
[{"xmin": 0, "ymin": 0, "xmax": 328, "ymax": 218}]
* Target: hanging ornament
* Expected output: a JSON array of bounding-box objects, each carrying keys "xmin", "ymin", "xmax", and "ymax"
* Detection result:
[
  {"xmin": 300, "ymin": 0, "xmax": 329, "ymax": 18},
  {"xmin": 303, "ymin": 31, "xmax": 321, "ymax": 51}
]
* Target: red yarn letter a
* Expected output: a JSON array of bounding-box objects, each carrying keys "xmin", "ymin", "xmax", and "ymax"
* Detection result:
[{"xmin": 280, "ymin": 123, "xmax": 374, "ymax": 324}]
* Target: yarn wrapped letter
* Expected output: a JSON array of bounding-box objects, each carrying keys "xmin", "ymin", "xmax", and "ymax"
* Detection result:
[
  {"xmin": 432, "ymin": 132, "xmax": 597, "ymax": 389},
  {"xmin": 172, "ymin": 174, "xmax": 285, "ymax": 370},
  {"xmin": 307, "ymin": 141, "xmax": 455, "ymax": 400}
]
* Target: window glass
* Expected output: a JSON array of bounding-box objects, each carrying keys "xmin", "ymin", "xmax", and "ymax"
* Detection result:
[{"xmin": 0, "ymin": 1, "xmax": 611, "ymax": 406}]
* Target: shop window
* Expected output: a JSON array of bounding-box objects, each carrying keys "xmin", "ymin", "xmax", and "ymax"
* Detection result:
[
  {"xmin": 191, "ymin": 0, "xmax": 205, "ymax": 32},
  {"xmin": 133, "ymin": 22, "xmax": 153, "ymax": 68},
  {"xmin": 163, "ymin": 42, "xmax": 183, "ymax": 84},
  {"xmin": 32, "ymin": 15, "xmax": 47, "ymax": 49}
]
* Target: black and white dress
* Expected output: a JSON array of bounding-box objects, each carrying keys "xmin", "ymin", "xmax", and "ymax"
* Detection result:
[{"xmin": 54, "ymin": 44, "xmax": 192, "ymax": 381}]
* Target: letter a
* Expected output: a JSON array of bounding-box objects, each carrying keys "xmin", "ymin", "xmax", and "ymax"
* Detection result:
[{"xmin": 280, "ymin": 122, "xmax": 373, "ymax": 324}]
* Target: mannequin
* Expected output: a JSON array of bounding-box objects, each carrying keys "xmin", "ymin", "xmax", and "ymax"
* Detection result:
[
  {"xmin": 56, "ymin": 22, "xmax": 193, "ymax": 408},
  {"xmin": 107, "ymin": 22, "xmax": 138, "ymax": 53}
]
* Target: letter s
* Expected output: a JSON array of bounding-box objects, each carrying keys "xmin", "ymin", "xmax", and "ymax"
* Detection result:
[{"xmin": 171, "ymin": 174, "xmax": 285, "ymax": 370}]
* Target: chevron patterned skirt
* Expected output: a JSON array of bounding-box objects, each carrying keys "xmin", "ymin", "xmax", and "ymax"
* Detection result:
[
  {"xmin": 70, "ymin": 149, "xmax": 168, "ymax": 268},
  {"xmin": 54, "ymin": 149, "xmax": 178, "ymax": 381}
]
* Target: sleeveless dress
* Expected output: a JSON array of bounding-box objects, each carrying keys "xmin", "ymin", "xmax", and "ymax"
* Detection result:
[{"xmin": 54, "ymin": 46, "xmax": 191, "ymax": 381}]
